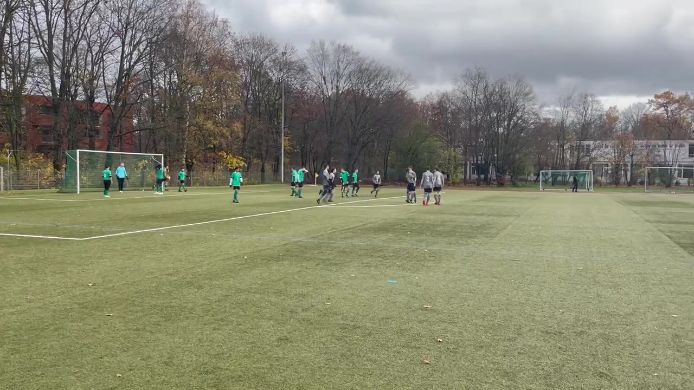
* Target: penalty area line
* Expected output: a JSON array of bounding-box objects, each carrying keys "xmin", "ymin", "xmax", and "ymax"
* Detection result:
[
  {"xmin": 0, "ymin": 195, "xmax": 405, "ymax": 241},
  {"xmin": 0, "ymin": 232, "xmax": 83, "ymax": 241}
]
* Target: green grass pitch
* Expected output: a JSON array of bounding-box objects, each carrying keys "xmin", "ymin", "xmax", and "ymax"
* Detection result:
[{"xmin": 1, "ymin": 185, "xmax": 692, "ymax": 389}]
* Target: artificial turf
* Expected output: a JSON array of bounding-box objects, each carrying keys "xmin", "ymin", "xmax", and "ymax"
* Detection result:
[{"xmin": 0, "ymin": 185, "xmax": 692, "ymax": 389}]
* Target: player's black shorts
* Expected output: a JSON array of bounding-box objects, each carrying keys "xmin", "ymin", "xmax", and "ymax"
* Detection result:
[
  {"xmin": 232, "ymin": 186, "xmax": 241, "ymax": 190},
  {"xmin": 323, "ymin": 184, "xmax": 332, "ymax": 193},
  {"xmin": 433, "ymin": 186, "xmax": 442, "ymax": 192},
  {"xmin": 156, "ymin": 178, "xmax": 164, "ymax": 185},
  {"xmin": 342, "ymin": 182, "xmax": 349, "ymax": 188},
  {"xmin": 407, "ymin": 183, "xmax": 416, "ymax": 192},
  {"xmin": 373, "ymin": 184, "xmax": 380, "ymax": 189},
  {"xmin": 179, "ymin": 180, "xmax": 185, "ymax": 185},
  {"xmin": 290, "ymin": 181, "xmax": 296, "ymax": 187},
  {"xmin": 424, "ymin": 187, "xmax": 433, "ymax": 193},
  {"xmin": 298, "ymin": 182, "xmax": 304, "ymax": 188}
]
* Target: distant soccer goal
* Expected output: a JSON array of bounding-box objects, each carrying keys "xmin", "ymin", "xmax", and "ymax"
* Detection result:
[
  {"xmin": 62, "ymin": 150, "xmax": 164, "ymax": 194},
  {"xmin": 644, "ymin": 166, "xmax": 694, "ymax": 193},
  {"xmin": 539, "ymin": 170, "xmax": 594, "ymax": 192}
]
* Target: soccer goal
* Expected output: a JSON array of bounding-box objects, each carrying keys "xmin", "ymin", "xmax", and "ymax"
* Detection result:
[
  {"xmin": 62, "ymin": 150, "xmax": 165, "ymax": 194},
  {"xmin": 644, "ymin": 166, "xmax": 694, "ymax": 193},
  {"xmin": 539, "ymin": 170, "xmax": 594, "ymax": 192}
]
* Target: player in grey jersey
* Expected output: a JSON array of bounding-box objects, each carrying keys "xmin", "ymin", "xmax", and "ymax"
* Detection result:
[
  {"xmin": 433, "ymin": 168, "xmax": 445, "ymax": 205},
  {"xmin": 371, "ymin": 171, "xmax": 382, "ymax": 197},
  {"xmin": 405, "ymin": 167, "xmax": 417, "ymax": 203},
  {"xmin": 317, "ymin": 165, "xmax": 331, "ymax": 204},
  {"xmin": 420, "ymin": 168, "xmax": 434, "ymax": 206}
]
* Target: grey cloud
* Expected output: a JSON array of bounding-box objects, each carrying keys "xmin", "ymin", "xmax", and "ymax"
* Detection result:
[{"xmin": 203, "ymin": 0, "xmax": 693, "ymax": 106}]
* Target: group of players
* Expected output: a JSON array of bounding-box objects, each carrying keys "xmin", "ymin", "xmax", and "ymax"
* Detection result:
[
  {"xmin": 102, "ymin": 161, "xmax": 445, "ymax": 206},
  {"xmin": 292, "ymin": 164, "xmax": 445, "ymax": 206},
  {"xmin": 404, "ymin": 167, "xmax": 446, "ymax": 206},
  {"xmin": 101, "ymin": 162, "xmax": 189, "ymax": 198}
]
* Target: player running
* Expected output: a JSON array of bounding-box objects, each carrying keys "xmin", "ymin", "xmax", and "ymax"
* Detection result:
[
  {"xmin": 115, "ymin": 162, "xmax": 128, "ymax": 193},
  {"xmin": 340, "ymin": 169, "xmax": 350, "ymax": 197},
  {"xmin": 178, "ymin": 167, "xmax": 188, "ymax": 192},
  {"xmin": 405, "ymin": 167, "xmax": 417, "ymax": 203},
  {"xmin": 371, "ymin": 170, "xmax": 382, "ymax": 197},
  {"xmin": 102, "ymin": 165, "xmax": 112, "ymax": 198},
  {"xmin": 433, "ymin": 168, "xmax": 445, "ymax": 205},
  {"xmin": 421, "ymin": 168, "xmax": 434, "ymax": 206},
  {"xmin": 328, "ymin": 168, "xmax": 337, "ymax": 202},
  {"xmin": 351, "ymin": 168, "xmax": 360, "ymax": 197},
  {"xmin": 295, "ymin": 166, "xmax": 309, "ymax": 198},
  {"xmin": 229, "ymin": 167, "xmax": 243, "ymax": 204}
]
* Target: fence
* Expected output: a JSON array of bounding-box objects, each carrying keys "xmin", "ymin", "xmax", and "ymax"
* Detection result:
[
  {"xmin": 1, "ymin": 169, "xmax": 61, "ymax": 191},
  {"xmin": 0, "ymin": 167, "xmax": 295, "ymax": 192}
]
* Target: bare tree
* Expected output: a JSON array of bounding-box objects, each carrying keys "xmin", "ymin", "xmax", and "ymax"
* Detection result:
[
  {"xmin": 306, "ymin": 40, "xmax": 360, "ymax": 165},
  {"xmin": 570, "ymin": 92, "xmax": 604, "ymax": 169}
]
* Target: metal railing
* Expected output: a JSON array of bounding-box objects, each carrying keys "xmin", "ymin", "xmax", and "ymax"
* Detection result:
[{"xmin": 1, "ymin": 169, "xmax": 61, "ymax": 191}]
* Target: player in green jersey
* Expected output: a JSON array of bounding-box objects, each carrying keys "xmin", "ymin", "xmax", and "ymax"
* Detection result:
[
  {"xmin": 229, "ymin": 167, "xmax": 243, "ymax": 203},
  {"xmin": 340, "ymin": 169, "xmax": 350, "ymax": 197},
  {"xmin": 155, "ymin": 164, "xmax": 166, "ymax": 194},
  {"xmin": 102, "ymin": 165, "xmax": 112, "ymax": 198},
  {"xmin": 351, "ymin": 169, "xmax": 360, "ymax": 196},
  {"xmin": 290, "ymin": 168, "xmax": 298, "ymax": 197},
  {"xmin": 295, "ymin": 167, "xmax": 309, "ymax": 198},
  {"xmin": 178, "ymin": 167, "xmax": 187, "ymax": 192}
]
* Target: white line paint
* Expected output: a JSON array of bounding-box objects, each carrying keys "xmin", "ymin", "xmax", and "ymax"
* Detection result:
[
  {"xmin": 0, "ymin": 195, "xmax": 404, "ymax": 241},
  {"xmin": 0, "ymin": 233, "xmax": 82, "ymax": 241},
  {"xmin": 327, "ymin": 204, "xmax": 409, "ymax": 208}
]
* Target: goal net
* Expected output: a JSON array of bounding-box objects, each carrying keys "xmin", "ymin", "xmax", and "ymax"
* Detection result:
[
  {"xmin": 539, "ymin": 170, "xmax": 594, "ymax": 192},
  {"xmin": 62, "ymin": 150, "xmax": 165, "ymax": 193},
  {"xmin": 644, "ymin": 166, "xmax": 694, "ymax": 193}
]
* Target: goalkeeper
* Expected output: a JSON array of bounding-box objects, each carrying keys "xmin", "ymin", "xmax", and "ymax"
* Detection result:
[{"xmin": 115, "ymin": 162, "xmax": 128, "ymax": 193}]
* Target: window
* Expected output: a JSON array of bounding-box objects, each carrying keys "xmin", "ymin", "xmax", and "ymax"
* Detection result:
[
  {"xmin": 38, "ymin": 105, "xmax": 54, "ymax": 116},
  {"xmin": 37, "ymin": 126, "xmax": 53, "ymax": 144},
  {"xmin": 689, "ymin": 143, "xmax": 694, "ymax": 157}
]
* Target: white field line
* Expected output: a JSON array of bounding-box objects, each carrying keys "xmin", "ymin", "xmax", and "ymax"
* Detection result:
[
  {"xmin": 0, "ymin": 195, "xmax": 405, "ymax": 241},
  {"xmin": 0, "ymin": 232, "xmax": 82, "ymax": 241},
  {"xmin": 328, "ymin": 204, "xmax": 411, "ymax": 208}
]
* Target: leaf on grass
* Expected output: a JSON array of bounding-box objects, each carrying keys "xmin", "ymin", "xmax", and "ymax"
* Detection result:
[
  {"xmin": 105, "ymin": 313, "xmax": 113, "ymax": 316},
  {"xmin": 437, "ymin": 338, "xmax": 443, "ymax": 343},
  {"xmin": 423, "ymin": 305, "xmax": 432, "ymax": 309},
  {"xmin": 422, "ymin": 357, "xmax": 432, "ymax": 364}
]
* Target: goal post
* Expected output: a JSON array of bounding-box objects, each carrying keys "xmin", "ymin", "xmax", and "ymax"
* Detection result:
[
  {"xmin": 539, "ymin": 170, "xmax": 594, "ymax": 192},
  {"xmin": 644, "ymin": 166, "xmax": 694, "ymax": 193},
  {"xmin": 62, "ymin": 149, "xmax": 164, "ymax": 194}
]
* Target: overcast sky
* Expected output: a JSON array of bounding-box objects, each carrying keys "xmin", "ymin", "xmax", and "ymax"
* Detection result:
[{"xmin": 202, "ymin": 0, "xmax": 693, "ymax": 108}]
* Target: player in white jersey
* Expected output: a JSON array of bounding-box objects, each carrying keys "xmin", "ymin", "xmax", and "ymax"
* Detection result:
[
  {"xmin": 370, "ymin": 171, "xmax": 382, "ymax": 197},
  {"xmin": 405, "ymin": 167, "xmax": 417, "ymax": 203},
  {"xmin": 432, "ymin": 168, "xmax": 445, "ymax": 205},
  {"xmin": 420, "ymin": 168, "xmax": 435, "ymax": 206}
]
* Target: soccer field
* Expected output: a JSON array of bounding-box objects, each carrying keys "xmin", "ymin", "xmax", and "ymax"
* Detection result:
[{"xmin": 1, "ymin": 185, "xmax": 692, "ymax": 389}]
